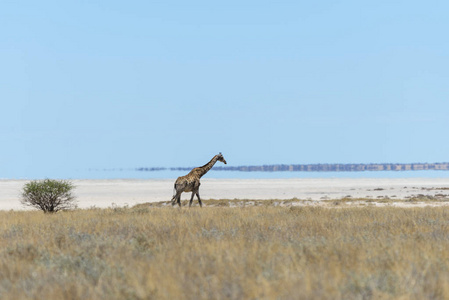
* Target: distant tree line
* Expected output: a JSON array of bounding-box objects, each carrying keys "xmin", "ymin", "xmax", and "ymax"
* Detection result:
[
  {"xmin": 136, "ymin": 162, "xmax": 449, "ymax": 172},
  {"xmin": 136, "ymin": 167, "xmax": 167, "ymax": 172}
]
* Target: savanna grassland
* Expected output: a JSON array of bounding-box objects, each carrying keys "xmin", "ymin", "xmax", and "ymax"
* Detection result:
[{"xmin": 1, "ymin": 204, "xmax": 449, "ymax": 299}]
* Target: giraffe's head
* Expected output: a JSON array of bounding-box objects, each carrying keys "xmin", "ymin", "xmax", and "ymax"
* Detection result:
[{"xmin": 217, "ymin": 152, "xmax": 227, "ymax": 164}]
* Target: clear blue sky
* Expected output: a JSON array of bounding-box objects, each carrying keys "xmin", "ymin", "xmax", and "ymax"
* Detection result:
[{"xmin": 1, "ymin": 0, "xmax": 448, "ymax": 178}]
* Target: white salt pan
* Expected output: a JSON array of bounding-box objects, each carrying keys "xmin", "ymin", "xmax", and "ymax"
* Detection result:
[{"xmin": 1, "ymin": 178, "xmax": 449, "ymax": 210}]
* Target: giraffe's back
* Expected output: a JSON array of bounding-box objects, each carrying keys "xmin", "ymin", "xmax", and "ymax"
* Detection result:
[{"xmin": 175, "ymin": 175, "xmax": 200, "ymax": 193}]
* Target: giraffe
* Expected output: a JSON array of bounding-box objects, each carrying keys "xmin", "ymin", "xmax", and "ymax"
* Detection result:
[{"xmin": 171, "ymin": 153, "xmax": 227, "ymax": 207}]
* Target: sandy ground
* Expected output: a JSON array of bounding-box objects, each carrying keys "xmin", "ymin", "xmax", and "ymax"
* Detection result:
[{"xmin": 1, "ymin": 178, "xmax": 449, "ymax": 211}]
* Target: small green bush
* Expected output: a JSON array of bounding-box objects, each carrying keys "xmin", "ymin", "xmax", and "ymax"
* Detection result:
[{"xmin": 21, "ymin": 179, "xmax": 77, "ymax": 213}]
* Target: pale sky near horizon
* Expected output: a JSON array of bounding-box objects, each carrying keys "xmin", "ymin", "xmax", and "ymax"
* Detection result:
[{"xmin": 1, "ymin": 1, "xmax": 448, "ymax": 179}]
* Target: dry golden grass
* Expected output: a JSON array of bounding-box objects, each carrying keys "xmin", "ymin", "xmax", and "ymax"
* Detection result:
[{"xmin": 2, "ymin": 204, "xmax": 449, "ymax": 299}]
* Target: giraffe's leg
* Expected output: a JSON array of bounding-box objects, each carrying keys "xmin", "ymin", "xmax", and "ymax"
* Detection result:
[
  {"xmin": 189, "ymin": 192, "xmax": 195, "ymax": 207},
  {"xmin": 172, "ymin": 191, "xmax": 182, "ymax": 206},
  {"xmin": 177, "ymin": 194, "xmax": 182, "ymax": 207},
  {"xmin": 196, "ymin": 191, "xmax": 202, "ymax": 208}
]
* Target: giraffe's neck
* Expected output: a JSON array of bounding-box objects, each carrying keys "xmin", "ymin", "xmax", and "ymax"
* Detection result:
[{"xmin": 197, "ymin": 155, "xmax": 219, "ymax": 178}]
